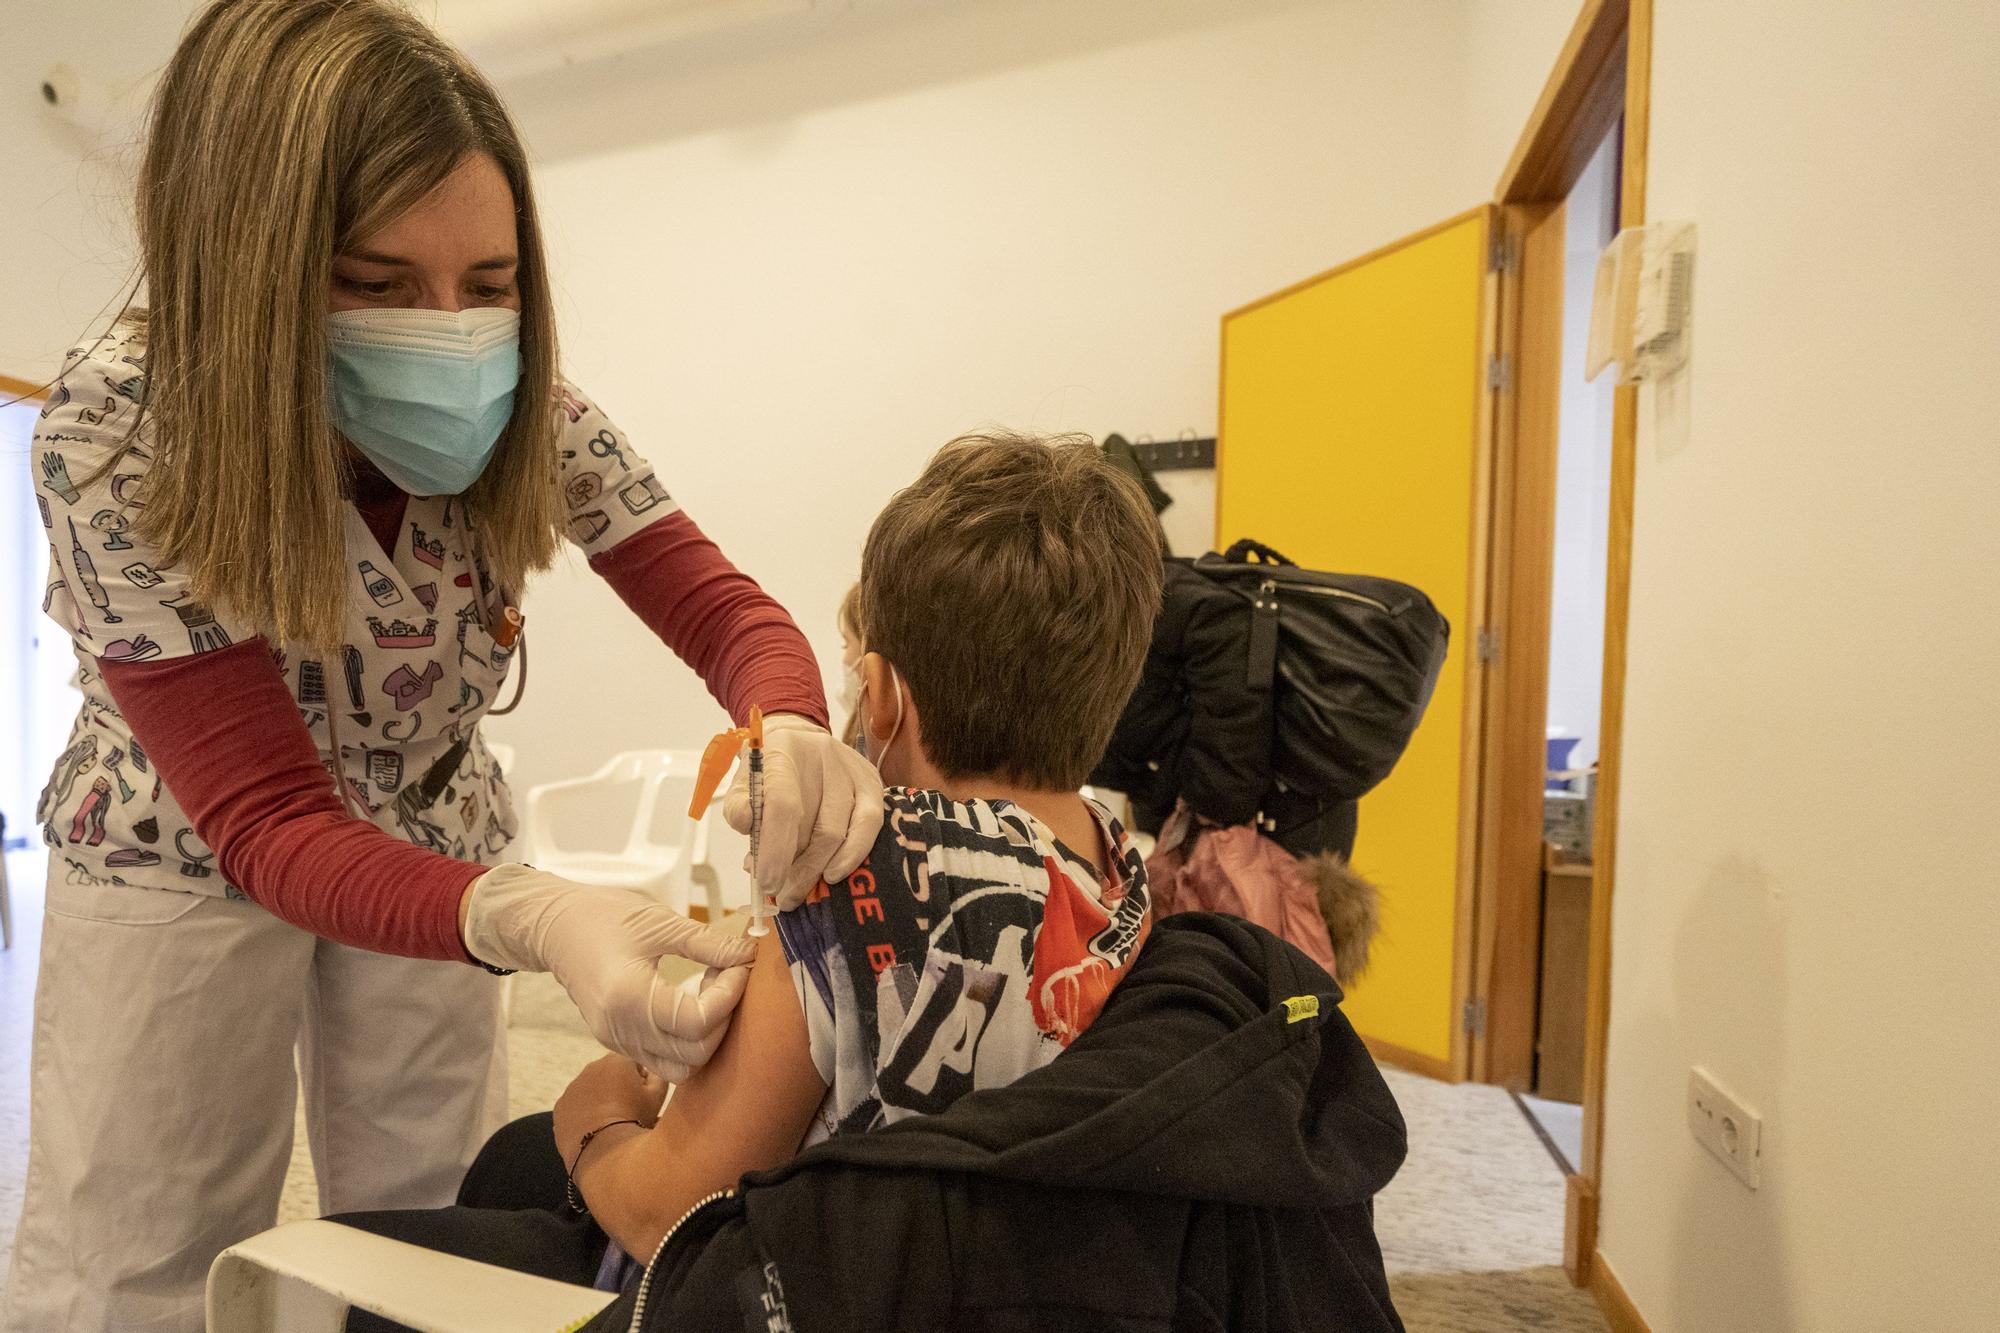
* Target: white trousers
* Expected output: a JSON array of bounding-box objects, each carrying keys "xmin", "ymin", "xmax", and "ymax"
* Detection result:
[{"xmin": 1, "ymin": 869, "xmax": 507, "ymax": 1333}]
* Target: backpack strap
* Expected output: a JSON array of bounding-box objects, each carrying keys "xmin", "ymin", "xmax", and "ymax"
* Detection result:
[
  {"xmin": 1246, "ymin": 576, "xmax": 1280, "ymax": 692},
  {"xmin": 1222, "ymin": 538, "xmax": 1296, "ymax": 567}
]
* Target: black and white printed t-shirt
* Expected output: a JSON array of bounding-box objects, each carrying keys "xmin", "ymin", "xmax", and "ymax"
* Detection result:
[{"xmin": 775, "ymin": 787, "xmax": 1151, "ymax": 1146}]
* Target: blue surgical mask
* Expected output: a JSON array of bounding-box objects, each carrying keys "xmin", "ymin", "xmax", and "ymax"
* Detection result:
[{"xmin": 327, "ymin": 307, "xmax": 521, "ymax": 496}]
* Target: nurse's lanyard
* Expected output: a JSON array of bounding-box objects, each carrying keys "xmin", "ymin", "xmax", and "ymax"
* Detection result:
[{"xmin": 689, "ymin": 706, "xmax": 770, "ymax": 936}]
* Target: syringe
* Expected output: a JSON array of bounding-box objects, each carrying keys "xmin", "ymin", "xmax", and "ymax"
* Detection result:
[
  {"xmin": 689, "ymin": 705, "xmax": 772, "ymax": 937},
  {"xmin": 744, "ymin": 708, "xmax": 769, "ymax": 936}
]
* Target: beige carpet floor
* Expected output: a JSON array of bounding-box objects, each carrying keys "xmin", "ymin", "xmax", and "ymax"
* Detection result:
[
  {"xmin": 1377, "ymin": 1066, "xmax": 1606, "ymax": 1331},
  {"xmin": 0, "ymin": 852, "xmax": 1604, "ymax": 1330}
]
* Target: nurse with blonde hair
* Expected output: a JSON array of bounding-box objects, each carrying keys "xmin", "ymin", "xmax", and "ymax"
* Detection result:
[{"xmin": 5, "ymin": 2, "xmax": 880, "ymax": 1327}]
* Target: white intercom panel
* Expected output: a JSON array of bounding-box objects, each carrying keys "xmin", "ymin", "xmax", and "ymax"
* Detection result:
[{"xmin": 1587, "ymin": 220, "xmax": 1697, "ymax": 384}]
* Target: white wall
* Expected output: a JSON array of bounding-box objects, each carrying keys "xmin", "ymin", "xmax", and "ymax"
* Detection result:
[
  {"xmin": 1156, "ymin": 467, "xmax": 1217, "ymax": 559},
  {"xmin": 481, "ymin": 0, "xmax": 1487, "ymax": 790},
  {"xmin": 1588, "ymin": 2, "xmax": 2000, "ymax": 1328},
  {"xmin": 0, "ymin": 3, "xmax": 193, "ymax": 379},
  {"xmin": 1459, "ymin": 0, "xmax": 1581, "ymax": 201}
]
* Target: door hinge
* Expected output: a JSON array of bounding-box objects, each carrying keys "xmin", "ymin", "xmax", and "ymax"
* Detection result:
[
  {"xmin": 1463, "ymin": 998, "xmax": 1488, "ymax": 1037},
  {"xmin": 1476, "ymin": 626, "xmax": 1500, "ymax": 663},
  {"xmin": 1486, "ymin": 354, "xmax": 1513, "ymax": 392},
  {"xmin": 1488, "ymin": 233, "xmax": 1519, "ymax": 274}
]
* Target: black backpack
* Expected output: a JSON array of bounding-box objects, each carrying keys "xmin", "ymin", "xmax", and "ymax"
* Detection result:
[{"xmin": 1192, "ymin": 539, "xmax": 1449, "ymax": 803}]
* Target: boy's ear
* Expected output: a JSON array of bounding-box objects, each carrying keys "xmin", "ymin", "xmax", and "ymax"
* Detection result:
[
  {"xmin": 861, "ymin": 652, "xmax": 923, "ymax": 751},
  {"xmin": 859, "ymin": 651, "xmax": 899, "ymax": 746}
]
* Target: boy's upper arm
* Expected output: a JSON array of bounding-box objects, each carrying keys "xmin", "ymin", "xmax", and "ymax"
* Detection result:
[{"xmin": 616, "ymin": 929, "xmax": 827, "ymax": 1230}]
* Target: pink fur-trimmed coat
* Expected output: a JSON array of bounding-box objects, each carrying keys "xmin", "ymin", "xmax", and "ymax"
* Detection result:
[{"xmin": 1143, "ymin": 808, "xmax": 1340, "ymax": 981}]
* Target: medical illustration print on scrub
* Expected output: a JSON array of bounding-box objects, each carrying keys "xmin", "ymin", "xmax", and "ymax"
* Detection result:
[{"xmin": 32, "ymin": 316, "xmax": 679, "ymax": 895}]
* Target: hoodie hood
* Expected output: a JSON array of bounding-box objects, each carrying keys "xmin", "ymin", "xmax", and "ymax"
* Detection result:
[{"xmin": 765, "ymin": 911, "xmax": 1407, "ymax": 1212}]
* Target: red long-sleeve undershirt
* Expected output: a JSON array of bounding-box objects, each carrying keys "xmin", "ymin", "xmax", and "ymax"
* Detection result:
[{"xmin": 99, "ymin": 491, "xmax": 827, "ymax": 963}]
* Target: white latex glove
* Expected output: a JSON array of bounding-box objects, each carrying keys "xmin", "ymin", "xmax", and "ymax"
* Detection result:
[
  {"xmin": 722, "ymin": 713, "xmax": 884, "ymax": 912},
  {"xmin": 462, "ymin": 864, "xmax": 755, "ymax": 1082}
]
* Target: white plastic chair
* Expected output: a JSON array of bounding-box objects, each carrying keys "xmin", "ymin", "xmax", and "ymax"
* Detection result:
[
  {"xmin": 205, "ymin": 1219, "xmax": 611, "ymax": 1333},
  {"xmin": 520, "ymin": 750, "xmax": 731, "ymax": 921}
]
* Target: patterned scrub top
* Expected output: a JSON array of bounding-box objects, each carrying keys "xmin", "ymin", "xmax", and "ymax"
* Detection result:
[
  {"xmin": 30, "ymin": 320, "xmax": 677, "ymax": 899},
  {"xmin": 776, "ymin": 788, "xmax": 1152, "ymax": 1146}
]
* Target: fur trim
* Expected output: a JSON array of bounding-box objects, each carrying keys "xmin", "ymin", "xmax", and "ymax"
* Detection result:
[{"xmin": 1305, "ymin": 852, "xmax": 1380, "ymax": 985}]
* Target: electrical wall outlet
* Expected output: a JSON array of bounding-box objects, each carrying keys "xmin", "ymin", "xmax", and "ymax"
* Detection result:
[{"xmin": 1688, "ymin": 1067, "xmax": 1762, "ymax": 1188}]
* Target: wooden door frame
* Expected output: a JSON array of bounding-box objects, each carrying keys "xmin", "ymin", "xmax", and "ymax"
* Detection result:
[{"xmin": 1466, "ymin": 0, "xmax": 1651, "ymax": 1291}]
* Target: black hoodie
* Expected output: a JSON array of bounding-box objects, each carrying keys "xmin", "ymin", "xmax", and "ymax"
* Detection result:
[{"xmin": 587, "ymin": 912, "xmax": 1408, "ymax": 1333}]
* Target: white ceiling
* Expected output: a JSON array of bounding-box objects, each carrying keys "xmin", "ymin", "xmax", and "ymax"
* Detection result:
[
  {"xmin": 36, "ymin": 0, "xmax": 946, "ymax": 152},
  {"xmin": 427, "ymin": 0, "xmax": 870, "ymax": 82}
]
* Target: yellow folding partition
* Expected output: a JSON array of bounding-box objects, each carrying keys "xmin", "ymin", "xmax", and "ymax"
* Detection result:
[{"xmin": 1217, "ymin": 206, "xmax": 1494, "ymax": 1074}]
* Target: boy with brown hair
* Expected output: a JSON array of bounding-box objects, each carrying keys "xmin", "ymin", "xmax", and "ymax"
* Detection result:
[
  {"xmin": 540, "ymin": 430, "xmax": 1165, "ymax": 1254},
  {"xmin": 785, "ymin": 430, "xmax": 1164, "ymax": 1134}
]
